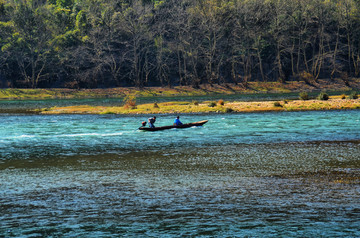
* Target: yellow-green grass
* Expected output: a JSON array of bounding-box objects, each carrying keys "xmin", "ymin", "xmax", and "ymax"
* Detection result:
[
  {"xmin": 1, "ymin": 78, "xmax": 358, "ymax": 99},
  {"xmin": 0, "ymin": 86, "xmax": 241, "ymax": 99},
  {"xmin": 0, "ymin": 85, "xmax": 261, "ymax": 99},
  {"xmin": 0, "ymin": 89, "xmax": 56, "ymax": 99},
  {"xmin": 39, "ymin": 98, "xmax": 360, "ymax": 115}
]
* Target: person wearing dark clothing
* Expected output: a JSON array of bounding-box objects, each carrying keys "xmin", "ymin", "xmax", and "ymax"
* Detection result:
[{"xmin": 148, "ymin": 116, "xmax": 156, "ymax": 128}]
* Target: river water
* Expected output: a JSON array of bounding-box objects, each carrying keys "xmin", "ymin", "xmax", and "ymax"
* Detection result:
[{"xmin": 1, "ymin": 110, "xmax": 360, "ymax": 237}]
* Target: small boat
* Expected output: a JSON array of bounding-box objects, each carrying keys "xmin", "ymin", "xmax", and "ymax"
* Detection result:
[{"xmin": 139, "ymin": 120, "xmax": 208, "ymax": 131}]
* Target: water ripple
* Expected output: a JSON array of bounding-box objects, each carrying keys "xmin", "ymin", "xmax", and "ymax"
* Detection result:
[{"xmin": 1, "ymin": 111, "xmax": 360, "ymax": 236}]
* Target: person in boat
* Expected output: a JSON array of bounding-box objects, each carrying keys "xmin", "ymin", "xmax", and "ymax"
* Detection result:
[
  {"xmin": 148, "ymin": 116, "xmax": 156, "ymax": 128},
  {"xmin": 174, "ymin": 116, "xmax": 183, "ymax": 126}
]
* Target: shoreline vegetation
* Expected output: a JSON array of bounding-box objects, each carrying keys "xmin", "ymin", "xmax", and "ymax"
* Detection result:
[
  {"xmin": 1, "ymin": 79, "xmax": 359, "ymax": 100},
  {"xmin": 39, "ymin": 98, "xmax": 360, "ymax": 115},
  {"xmin": 1, "ymin": 80, "xmax": 360, "ymax": 114}
]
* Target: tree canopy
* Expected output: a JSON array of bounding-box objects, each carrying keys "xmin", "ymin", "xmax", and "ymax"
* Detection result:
[{"xmin": 1, "ymin": 0, "xmax": 360, "ymax": 88}]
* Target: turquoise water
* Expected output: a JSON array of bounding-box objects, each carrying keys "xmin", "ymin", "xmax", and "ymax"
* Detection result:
[
  {"xmin": 1, "ymin": 110, "xmax": 360, "ymax": 159},
  {"xmin": 1, "ymin": 110, "xmax": 360, "ymax": 237}
]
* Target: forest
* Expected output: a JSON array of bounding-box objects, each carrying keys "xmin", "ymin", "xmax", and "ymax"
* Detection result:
[{"xmin": 1, "ymin": 0, "xmax": 360, "ymax": 89}]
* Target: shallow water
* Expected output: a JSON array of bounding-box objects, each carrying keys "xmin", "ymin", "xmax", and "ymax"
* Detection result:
[{"xmin": 1, "ymin": 111, "xmax": 360, "ymax": 237}]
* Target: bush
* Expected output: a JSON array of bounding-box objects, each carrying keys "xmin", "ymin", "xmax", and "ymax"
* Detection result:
[
  {"xmin": 153, "ymin": 102, "xmax": 159, "ymax": 108},
  {"xmin": 193, "ymin": 100, "xmax": 199, "ymax": 106},
  {"xmin": 349, "ymin": 91, "xmax": 358, "ymax": 99},
  {"xmin": 218, "ymin": 99, "xmax": 225, "ymax": 106},
  {"xmin": 341, "ymin": 94, "xmax": 346, "ymax": 99},
  {"xmin": 123, "ymin": 94, "xmax": 137, "ymax": 109},
  {"xmin": 100, "ymin": 111, "xmax": 116, "ymax": 115},
  {"xmin": 273, "ymin": 101, "xmax": 282, "ymax": 107},
  {"xmin": 225, "ymin": 107, "xmax": 234, "ymax": 113},
  {"xmin": 317, "ymin": 92, "xmax": 329, "ymax": 101},
  {"xmin": 208, "ymin": 102, "xmax": 217, "ymax": 107},
  {"xmin": 298, "ymin": 71, "xmax": 314, "ymax": 84},
  {"xmin": 340, "ymin": 72, "xmax": 350, "ymax": 86},
  {"xmin": 299, "ymin": 92, "xmax": 309, "ymax": 100}
]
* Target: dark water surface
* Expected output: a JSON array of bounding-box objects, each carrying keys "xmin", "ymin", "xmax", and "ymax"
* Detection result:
[{"xmin": 1, "ymin": 111, "xmax": 360, "ymax": 237}]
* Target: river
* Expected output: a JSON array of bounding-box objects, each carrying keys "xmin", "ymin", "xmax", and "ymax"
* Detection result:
[{"xmin": 1, "ymin": 110, "xmax": 359, "ymax": 237}]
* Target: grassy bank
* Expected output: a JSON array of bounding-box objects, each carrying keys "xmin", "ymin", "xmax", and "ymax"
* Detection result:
[
  {"xmin": 1, "ymin": 79, "xmax": 359, "ymax": 100},
  {"xmin": 1, "ymin": 79, "xmax": 359, "ymax": 114},
  {"xmin": 39, "ymin": 97, "xmax": 360, "ymax": 115}
]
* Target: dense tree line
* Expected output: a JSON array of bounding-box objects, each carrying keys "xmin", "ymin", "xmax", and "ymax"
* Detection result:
[{"xmin": 1, "ymin": 0, "xmax": 360, "ymax": 88}]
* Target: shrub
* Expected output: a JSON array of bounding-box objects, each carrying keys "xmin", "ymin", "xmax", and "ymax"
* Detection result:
[
  {"xmin": 299, "ymin": 92, "xmax": 309, "ymax": 100},
  {"xmin": 153, "ymin": 102, "xmax": 159, "ymax": 108},
  {"xmin": 218, "ymin": 99, "xmax": 225, "ymax": 106},
  {"xmin": 123, "ymin": 94, "xmax": 137, "ymax": 109},
  {"xmin": 64, "ymin": 81, "xmax": 80, "ymax": 89},
  {"xmin": 273, "ymin": 101, "xmax": 282, "ymax": 107},
  {"xmin": 349, "ymin": 91, "xmax": 358, "ymax": 99},
  {"xmin": 340, "ymin": 72, "xmax": 350, "ymax": 86},
  {"xmin": 225, "ymin": 107, "xmax": 234, "ymax": 113},
  {"xmin": 193, "ymin": 100, "xmax": 199, "ymax": 106},
  {"xmin": 100, "ymin": 111, "xmax": 116, "ymax": 115},
  {"xmin": 317, "ymin": 92, "xmax": 329, "ymax": 101},
  {"xmin": 208, "ymin": 102, "xmax": 217, "ymax": 107},
  {"xmin": 341, "ymin": 94, "xmax": 346, "ymax": 99},
  {"xmin": 124, "ymin": 102, "xmax": 137, "ymax": 109},
  {"xmin": 298, "ymin": 71, "xmax": 314, "ymax": 85},
  {"xmin": 283, "ymin": 100, "xmax": 288, "ymax": 104}
]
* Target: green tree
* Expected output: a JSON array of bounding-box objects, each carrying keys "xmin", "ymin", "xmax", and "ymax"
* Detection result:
[
  {"xmin": 7, "ymin": 2, "xmax": 55, "ymax": 88},
  {"xmin": 117, "ymin": 1, "xmax": 154, "ymax": 88}
]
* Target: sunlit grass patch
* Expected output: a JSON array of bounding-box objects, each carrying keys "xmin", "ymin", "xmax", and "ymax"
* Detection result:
[
  {"xmin": 0, "ymin": 88, "xmax": 57, "ymax": 99},
  {"xmin": 39, "ymin": 98, "xmax": 360, "ymax": 114},
  {"xmin": 100, "ymin": 111, "xmax": 116, "ymax": 115},
  {"xmin": 0, "ymin": 80, "xmax": 358, "ymax": 101}
]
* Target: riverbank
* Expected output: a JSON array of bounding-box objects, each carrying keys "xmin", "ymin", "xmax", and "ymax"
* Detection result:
[
  {"xmin": 1, "ymin": 78, "xmax": 359, "ymax": 100},
  {"xmin": 39, "ymin": 97, "xmax": 360, "ymax": 114},
  {"xmin": 1, "ymin": 79, "xmax": 359, "ymax": 114}
]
